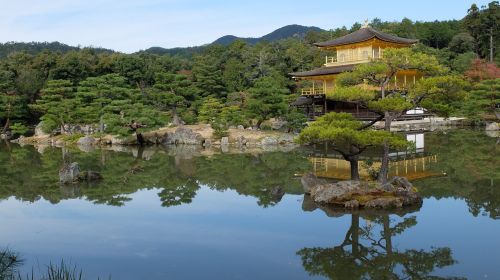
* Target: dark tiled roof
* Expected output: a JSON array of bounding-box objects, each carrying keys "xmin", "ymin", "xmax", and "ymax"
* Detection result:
[
  {"xmin": 289, "ymin": 64, "xmax": 355, "ymax": 78},
  {"xmin": 315, "ymin": 27, "xmax": 418, "ymax": 48}
]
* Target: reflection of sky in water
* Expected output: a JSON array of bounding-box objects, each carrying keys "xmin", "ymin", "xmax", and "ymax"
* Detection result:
[{"xmin": 1, "ymin": 186, "xmax": 499, "ymax": 280}]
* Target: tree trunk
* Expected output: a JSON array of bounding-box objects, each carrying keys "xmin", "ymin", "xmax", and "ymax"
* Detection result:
[
  {"xmin": 490, "ymin": 28, "xmax": 494, "ymax": 63},
  {"xmin": 347, "ymin": 145, "xmax": 361, "ymax": 181},
  {"xmin": 256, "ymin": 119, "xmax": 263, "ymax": 129},
  {"xmin": 383, "ymin": 215, "xmax": 393, "ymax": 255},
  {"xmin": 99, "ymin": 115, "xmax": 104, "ymax": 133},
  {"xmin": 349, "ymin": 158, "xmax": 360, "ymax": 181},
  {"xmin": 1, "ymin": 117, "xmax": 10, "ymax": 133},
  {"xmin": 352, "ymin": 214, "xmax": 360, "ymax": 256}
]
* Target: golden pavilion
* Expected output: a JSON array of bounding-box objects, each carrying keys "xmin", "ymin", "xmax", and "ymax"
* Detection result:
[{"xmin": 290, "ymin": 22, "xmax": 426, "ymax": 120}]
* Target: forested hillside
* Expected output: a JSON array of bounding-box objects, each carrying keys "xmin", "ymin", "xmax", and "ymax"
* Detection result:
[
  {"xmin": 0, "ymin": 2, "xmax": 499, "ymax": 138},
  {"xmin": 0, "ymin": 41, "xmax": 113, "ymax": 58}
]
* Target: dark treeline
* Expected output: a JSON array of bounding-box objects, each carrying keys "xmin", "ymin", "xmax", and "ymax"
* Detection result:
[{"xmin": 0, "ymin": 2, "xmax": 499, "ymax": 137}]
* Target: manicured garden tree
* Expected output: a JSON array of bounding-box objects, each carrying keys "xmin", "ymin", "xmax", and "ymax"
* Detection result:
[
  {"xmin": 284, "ymin": 108, "xmax": 308, "ymax": 133},
  {"xmin": 298, "ymin": 113, "xmax": 407, "ymax": 180},
  {"xmin": 461, "ymin": 78, "xmax": 500, "ymax": 121},
  {"xmin": 327, "ymin": 48, "xmax": 467, "ymax": 183},
  {"xmin": 192, "ymin": 52, "xmax": 226, "ymax": 99},
  {"xmin": 149, "ymin": 72, "xmax": 199, "ymax": 124},
  {"xmin": 0, "ymin": 70, "xmax": 26, "ymax": 133},
  {"xmin": 29, "ymin": 79, "xmax": 78, "ymax": 133},
  {"xmin": 0, "ymin": 92, "xmax": 25, "ymax": 134},
  {"xmin": 76, "ymin": 74, "xmax": 168, "ymax": 136},
  {"xmin": 246, "ymin": 76, "xmax": 289, "ymax": 128}
]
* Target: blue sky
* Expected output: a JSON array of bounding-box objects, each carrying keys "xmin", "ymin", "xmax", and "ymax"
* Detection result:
[{"xmin": 0, "ymin": 0, "xmax": 492, "ymax": 53}]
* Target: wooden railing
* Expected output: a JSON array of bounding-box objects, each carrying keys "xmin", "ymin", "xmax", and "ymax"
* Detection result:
[
  {"xmin": 301, "ymin": 88, "xmax": 324, "ymax": 96},
  {"xmin": 324, "ymin": 55, "xmax": 373, "ymax": 66}
]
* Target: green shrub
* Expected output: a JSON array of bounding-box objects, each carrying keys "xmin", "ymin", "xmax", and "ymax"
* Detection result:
[
  {"xmin": 211, "ymin": 118, "xmax": 229, "ymax": 139},
  {"xmin": 9, "ymin": 123, "xmax": 28, "ymax": 137},
  {"xmin": 60, "ymin": 133, "xmax": 85, "ymax": 143}
]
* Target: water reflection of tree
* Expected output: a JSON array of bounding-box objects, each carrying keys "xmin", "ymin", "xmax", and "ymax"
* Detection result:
[
  {"xmin": 415, "ymin": 130, "xmax": 499, "ymax": 219},
  {"xmin": 297, "ymin": 211, "xmax": 461, "ymax": 280},
  {"xmin": 0, "ymin": 144, "xmax": 310, "ymax": 208},
  {"xmin": 194, "ymin": 152, "xmax": 310, "ymax": 207}
]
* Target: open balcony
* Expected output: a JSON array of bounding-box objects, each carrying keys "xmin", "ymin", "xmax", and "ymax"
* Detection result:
[
  {"xmin": 301, "ymin": 87, "xmax": 325, "ymax": 96},
  {"xmin": 324, "ymin": 54, "xmax": 373, "ymax": 67}
]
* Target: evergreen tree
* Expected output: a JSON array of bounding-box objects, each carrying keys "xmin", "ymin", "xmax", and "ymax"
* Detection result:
[
  {"xmin": 29, "ymin": 79, "xmax": 78, "ymax": 133},
  {"xmin": 246, "ymin": 76, "xmax": 289, "ymax": 128},
  {"xmin": 298, "ymin": 113, "xmax": 407, "ymax": 180},
  {"xmin": 462, "ymin": 78, "xmax": 500, "ymax": 120},
  {"xmin": 192, "ymin": 54, "xmax": 226, "ymax": 98}
]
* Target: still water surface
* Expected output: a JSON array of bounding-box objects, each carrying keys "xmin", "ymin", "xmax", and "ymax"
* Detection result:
[{"xmin": 0, "ymin": 129, "xmax": 498, "ymax": 279}]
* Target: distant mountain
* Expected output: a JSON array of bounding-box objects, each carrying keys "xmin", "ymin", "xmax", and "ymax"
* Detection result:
[
  {"xmin": 140, "ymin": 24, "xmax": 325, "ymax": 57},
  {"xmin": 0, "ymin": 41, "xmax": 114, "ymax": 58},
  {"xmin": 212, "ymin": 24, "xmax": 325, "ymax": 45}
]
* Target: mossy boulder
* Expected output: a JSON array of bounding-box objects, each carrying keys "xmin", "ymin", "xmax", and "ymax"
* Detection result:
[{"xmin": 302, "ymin": 173, "xmax": 422, "ymax": 209}]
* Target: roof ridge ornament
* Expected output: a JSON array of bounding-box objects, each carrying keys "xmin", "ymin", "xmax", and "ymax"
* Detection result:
[{"xmin": 361, "ymin": 19, "xmax": 370, "ymax": 29}]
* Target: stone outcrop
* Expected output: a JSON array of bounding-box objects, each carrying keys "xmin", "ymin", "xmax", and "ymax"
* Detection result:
[
  {"xmin": 77, "ymin": 136, "xmax": 96, "ymax": 146},
  {"xmin": 35, "ymin": 122, "xmax": 49, "ymax": 137},
  {"xmin": 59, "ymin": 162, "xmax": 103, "ymax": 184},
  {"xmin": 301, "ymin": 172, "xmax": 327, "ymax": 194},
  {"xmin": 485, "ymin": 122, "xmax": 499, "ymax": 131},
  {"xmin": 0, "ymin": 131, "xmax": 11, "ymax": 140},
  {"xmin": 59, "ymin": 162, "xmax": 80, "ymax": 184},
  {"xmin": 261, "ymin": 136, "xmax": 278, "ymax": 146},
  {"xmin": 301, "ymin": 173, "xmax": 422, "ymax": 209},
  {"xmin": 162, "ymin": 127, "xmax": 204, "ymax": 145}
]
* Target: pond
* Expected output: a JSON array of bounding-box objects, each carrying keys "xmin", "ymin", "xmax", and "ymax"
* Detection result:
[{"xmin": 0, "ymin": 129, "xmax": 498, "ymax": 279}]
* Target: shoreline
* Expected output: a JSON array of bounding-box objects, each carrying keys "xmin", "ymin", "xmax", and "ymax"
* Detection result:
[{"xmin": 8, "ymin": 117, "xmax": 480, "ymax": 148}]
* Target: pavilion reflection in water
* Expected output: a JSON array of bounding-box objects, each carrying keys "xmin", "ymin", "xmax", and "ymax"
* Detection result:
[{"xmin": 309, "ymin": 133, "xmax": 442, "ymax": 181}]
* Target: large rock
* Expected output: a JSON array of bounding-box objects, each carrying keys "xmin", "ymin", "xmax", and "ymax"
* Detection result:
[
  {"xmin": 382, "ymin": 176, "xmax": 413, "ymax": 191},
  {"xmin": 35, "ymin": 122, "xmax": 49, "ymax": 137},
  {"xmin": 77, "ymin": 136, "xmax": 96, "ymax": 146},
  {"xmin": 0, "ymin": 131, "xmax": 11, "ymax": 140},
  {"xmin": 203, "ymin": 138, "xmax": 212, "ymax": 148},
  {"xmin": 301, "ymin": 172, "xmax": 327, "ymax": 194},
  {"xmin": 162, "ymin": 127, "xmax": 204, "ymax": 145},
  {"xmin": 307, "ymin": 177, "xmax": 422, "ymax": 209},
  {"xmin": 111, "ymin": 135, "xmax": 136, "ymax": 145},
  {"xmin": 277, "ymin": 134, "xmax": 295, "ymax": 144},
  {"xmin": 59, "ymin": 162, "xmax": 80, "ymax": 184},
  {"xmin": 270, "ymin": 186, "xmax": 285, "ymax": 201},
  {"xmin": 171, "ymin": 113, "xmax": 185, "ymax": 126},
  {"xmin": 221, "ymin": 137, "xmax": 229, "ymax": 146},
  {"xmin": 236, "ymin": 135, "xmax": 247, "ymax": 146},
  {"xmin": 310, "ymin": 181, "xmax": 364, "ymax": 204},
  {"xmin": 78, "ymin": 171, "xmax": 103, "ymax": 182},
  {"xmin": 271, "ymin": 119, "xmax": 288, "ymax": 131},
  {"xmin": 364, "ymin": 197, "xmax": 403, "ymax": 209},
  {"xmin": 485, "ymin": 122, "xmax": 499, "ymax": 131}
]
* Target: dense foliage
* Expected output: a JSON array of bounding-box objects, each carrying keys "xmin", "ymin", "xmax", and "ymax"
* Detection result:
[{"xmin": 0, "ymin": 2, "xmax": 499, "ymax": 136}]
